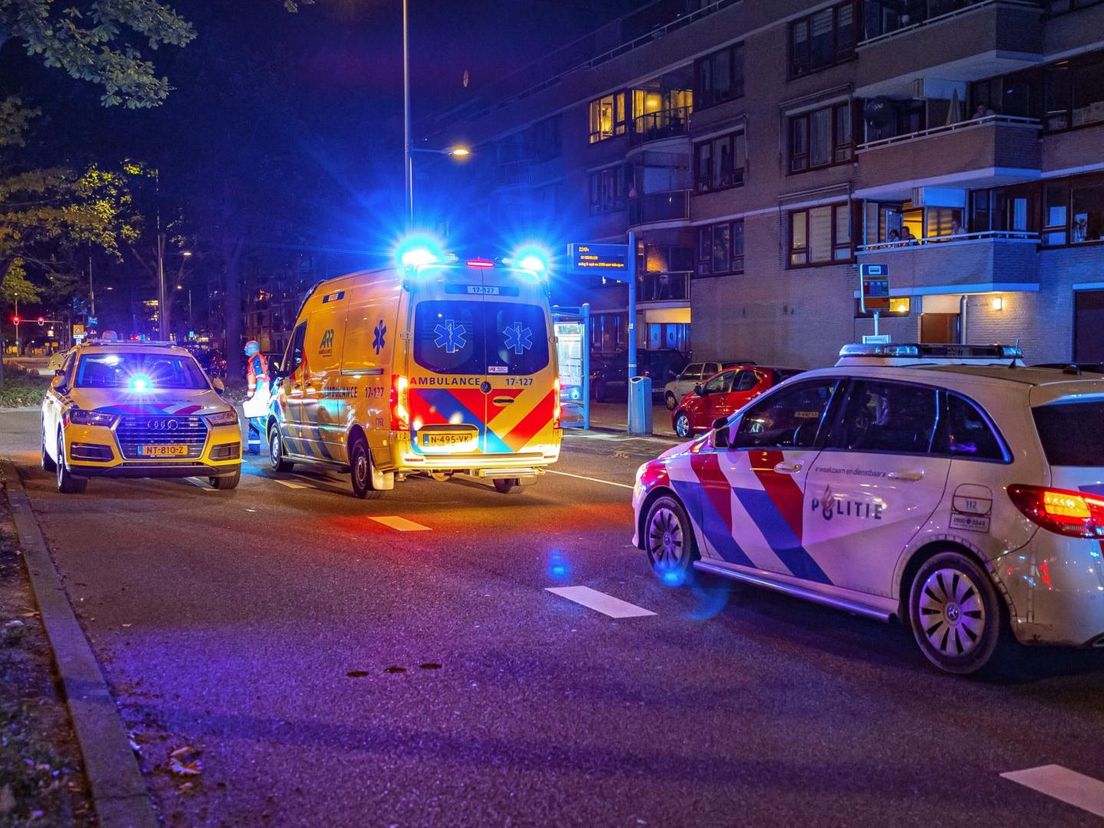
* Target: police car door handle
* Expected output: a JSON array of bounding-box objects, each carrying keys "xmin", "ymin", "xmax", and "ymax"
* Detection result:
[
  {"xmin": 774, "ymin": 461, "xmax": 802, "ymax": 474},
  {"xmin": 887, "ymin": 470, "xmax": 924, "ymax": 481}
]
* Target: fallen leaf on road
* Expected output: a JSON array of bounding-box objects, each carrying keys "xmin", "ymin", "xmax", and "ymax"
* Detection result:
[
  {"xmin": 346, "ymin": 670, "xmax": 369, "ymax": 678},
  {"xmin": 168, "ymin": 746, "xmax": 202, "ymax": 777},
  {"xmin": 122, "ymin": 623, "xmax": 132, "ymax": 628}
]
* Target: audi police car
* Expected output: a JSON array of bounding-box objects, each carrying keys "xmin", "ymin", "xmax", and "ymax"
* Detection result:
[
  {"xmin": 42, "ymin": 338, "xmax": 242, "ymax": 493},
  {"xmin": 633, "ymin": 343, "xmax": 1104, "ymax": 674}
]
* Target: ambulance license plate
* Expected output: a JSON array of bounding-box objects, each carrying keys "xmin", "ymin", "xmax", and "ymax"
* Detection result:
[
  {"xmin": 137, "ymin": 444, "xmax": 188, "ymax": 457},
  {"xmin": 422, "ymin": 433, "xmax": 472, "ymax": 447}
]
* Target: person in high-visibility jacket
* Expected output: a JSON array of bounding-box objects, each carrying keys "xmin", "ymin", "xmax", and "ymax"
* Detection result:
[{"xmin": 242, "ymin": 340, "xmax": 270, "ymax": 453}]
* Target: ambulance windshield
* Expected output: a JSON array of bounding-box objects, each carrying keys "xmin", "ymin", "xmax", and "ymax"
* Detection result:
[{"xmin": 414, "ymin": 300, "xmax": 549, "ymax": 375}]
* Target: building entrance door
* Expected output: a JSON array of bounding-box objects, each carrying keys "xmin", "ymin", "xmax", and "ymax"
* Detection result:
[
  {"xmin": 920, "ymin": 313, "xmax": 960, "ymax": 344},
  {"xmin": 1074, "ymin": 290, "xmax": 1104, "ymax": 362}
]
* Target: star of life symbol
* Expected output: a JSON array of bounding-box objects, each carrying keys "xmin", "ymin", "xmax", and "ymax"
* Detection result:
[
  {"xmin": 372, "ymin": 320, "xmax": 387, "ymax": 355},
  {"xmin": 433, "ymin": 319, "xmax": 468, "ymax": 354},
  {"xmin": 502, "ymin": 322, "xmax": 533, "ymax": 355}
]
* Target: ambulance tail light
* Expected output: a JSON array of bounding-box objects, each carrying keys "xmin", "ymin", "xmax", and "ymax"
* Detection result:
[
  {"xmin": 553, "ymin": 378, "xmax": 561, "ymax": 428},
  {"xmin": 390, "ymin": 374, "xmax": 410, "ymax": 431},
  {"xmin": 1007, "ymin": 484, "xmax": 1104, "ymax": 538}
]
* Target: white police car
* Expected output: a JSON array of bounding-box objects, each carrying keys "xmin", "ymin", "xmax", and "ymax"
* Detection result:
[{"xmin": 632, "ymin": 344, "xmax": 1104, "ymax": 674}]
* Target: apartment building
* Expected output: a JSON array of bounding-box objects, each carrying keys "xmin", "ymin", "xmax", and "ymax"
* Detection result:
[{"xmin": 425, "ymin": 0, "xmax": 1104, "ymax": 367}]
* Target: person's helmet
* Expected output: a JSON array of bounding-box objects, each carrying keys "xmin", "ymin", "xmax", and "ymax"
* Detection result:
[{"xmin": 244, "ymin": 340, "xmax": 260, "ymax": 356}]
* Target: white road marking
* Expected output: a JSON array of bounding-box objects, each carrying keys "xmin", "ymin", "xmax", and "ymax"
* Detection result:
[
  {"xmin": 274, "ymin": 479, "xmax": 310, "ymax": 490},
  {"xmin": 545, "ymin": 586, "xmax": 655, "ymax": 618},
  {"xmin": 1001, "ymin": 765, "xmax": 1104, "ymax": 818},
  {"xmin": 369, "ymin": 515, "xmax": 431, "ymax": 532},
  {"xmin": 546, "ymin": 470, "xmax": 634, "ymax": 490}
]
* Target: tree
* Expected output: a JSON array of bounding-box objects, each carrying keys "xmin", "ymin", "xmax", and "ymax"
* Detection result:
[{"xmin": 0, "ymin": 0, "xmax": 312, "ymax": 108}]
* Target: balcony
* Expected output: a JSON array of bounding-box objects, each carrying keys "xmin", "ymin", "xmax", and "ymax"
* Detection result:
[
  {"xmin": 638, "ymin": 271, "xmax": 691, "ymax": 303},
  {"xmin": 855, "ymin": 230, "xmax": 1040, "ymax": 293},
  {"xmin": 628, "ymin": 107, "xmax": 691, "ymax": 147},
  {"xmin": 856, "ymin": 115, "xmax": 1042, "ymax": 197},
  {"xmin": 856, "ymin": 1, "xmax": 1044, "ymax": 98},
  {"xmin": 628, "ymin": 190, "xmax": 690, "ymax": 227}
]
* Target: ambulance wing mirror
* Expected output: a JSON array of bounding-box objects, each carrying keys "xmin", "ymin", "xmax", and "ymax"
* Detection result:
[
  {"xmin": 711, "ymin": 417, "xmax": 730, "ymax": 449},
  {"xmin": 212, "ymin": 377, "xmax": 226, "ymax": 396}
]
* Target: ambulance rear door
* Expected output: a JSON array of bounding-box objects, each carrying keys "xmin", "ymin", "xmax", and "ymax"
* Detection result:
[
  {"xmin": 407, "ymin": 267, "xmax": 493, "ymax": 456},
  {"xmin": 479, "ymin": 269, "xmax": 557, "ymax": 457}
]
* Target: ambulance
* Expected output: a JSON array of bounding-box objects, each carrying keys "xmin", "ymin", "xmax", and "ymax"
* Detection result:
[{"xmin": 266, "ymin": 245, "xmax": 563, "ymax": 498}]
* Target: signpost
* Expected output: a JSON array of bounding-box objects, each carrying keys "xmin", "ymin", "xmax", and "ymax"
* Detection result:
[{"xmin": 859, "ymin": 263, "xmax": 890, "ymax": 343}]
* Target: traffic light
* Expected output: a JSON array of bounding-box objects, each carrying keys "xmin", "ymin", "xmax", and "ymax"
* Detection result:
[
  {"xmin": 37, "ymin": 317, "xmax": 44, "ymax": 326},
  {"xmin": 10, "ymin": 315, "xmax": 19, "ymax": 325}
]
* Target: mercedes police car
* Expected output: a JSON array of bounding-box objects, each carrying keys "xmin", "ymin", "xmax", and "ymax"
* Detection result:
[
  {"xmin": 633, "ymin": 343, "xmax": 1104, "ymax": 675},
  {"xmin": 42, "ymin": 338, "xmax": 242, "ymax": 493}
]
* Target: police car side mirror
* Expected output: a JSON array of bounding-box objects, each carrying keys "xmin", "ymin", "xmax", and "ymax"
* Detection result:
[
  {"xmin": 212, "ymin": 377, "xmax": 226, "ymax": 395},
  {"xmin": 712, "ymin": 417, "xmax": 730, "ymax": 449}
]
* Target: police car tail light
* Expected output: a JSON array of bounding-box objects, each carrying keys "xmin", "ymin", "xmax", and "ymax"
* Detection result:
[
  {"xmin": 553, "ymin": 378, "xmax": 561, "ymax": 428},
  {"xmin": 390, "ymin": 374, "xmax": 410, "ymax": 431},
  {"xmin": 65, "ymin": 409, "xmax": 118, "ymax": 428},
  {"xmin": 1007, "ymin": 484, "xmax": 1104, "ymax": 538}
]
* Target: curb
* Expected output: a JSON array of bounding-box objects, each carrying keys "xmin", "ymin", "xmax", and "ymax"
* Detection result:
[{"xmin": 2, "ymin": 460, "xmax": 159, "ymax": 828}]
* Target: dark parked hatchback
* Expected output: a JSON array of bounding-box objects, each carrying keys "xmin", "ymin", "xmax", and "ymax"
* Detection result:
[{"xmin": 590, "ymin": 349, "xmax": 688, "ymax": 402}]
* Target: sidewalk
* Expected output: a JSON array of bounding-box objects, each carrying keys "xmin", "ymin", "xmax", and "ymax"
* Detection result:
[{"xmin": 564, "ymin": 400, "xmax": 679, "ymax": 440}]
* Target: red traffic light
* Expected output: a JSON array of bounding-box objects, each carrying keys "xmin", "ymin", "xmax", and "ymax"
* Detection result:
[
  {"xmin": 37, "ymin": 317, "xmax": 44, "ymax": 326},
  {"xmin": 10, "ymin": 316, "xmax": 19, "ymax": 325}
]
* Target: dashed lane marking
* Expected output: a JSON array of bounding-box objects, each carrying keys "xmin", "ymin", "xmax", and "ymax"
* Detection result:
[
  {"xmin": 546, "ymin": 470, "xmax": 634, "ymax": 490},
  {"xmin": 368, "ymin": 516, "xmax": 431, "ymax": 532},
  {"xmin": 274, "ymin": 479, "xmax": 311, "ymax": 490},
  {"xmin": 1001, "ymin": 765, "xmax": 1104, "ymax": 818},
  {"xmin": 545, "ymin": 586, "xmax": 656, "ymax": 618}
]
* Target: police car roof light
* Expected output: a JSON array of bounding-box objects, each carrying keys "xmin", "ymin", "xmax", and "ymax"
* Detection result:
[
  {"xmin": 838, "ymin": 343, "xmax": 1024, "ymax": 360},
  {"xmin": 466, "ymin": 258, "xmax": 495, "ymax": 268}
]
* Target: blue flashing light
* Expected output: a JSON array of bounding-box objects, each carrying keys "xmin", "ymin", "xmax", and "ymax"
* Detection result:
[
  {"xmin": 128, "ymin": 374, "xmax": 153, "ymax": 393},
  {"xmin": 510, "ymin": 243, "xmax": 551, "ymax": 276},
  {"xmin": 395, "ymin": 233, "xmax": 445, "ymax": 270}
]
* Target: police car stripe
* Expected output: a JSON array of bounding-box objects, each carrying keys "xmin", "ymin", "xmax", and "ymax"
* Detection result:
[
  {"xmin": 732, "ymin": 488, "xmax": 832, "ymax": 585},
  {"xmin": 684, "ymin": 453, "xmax": 756, "ymax": 568}
]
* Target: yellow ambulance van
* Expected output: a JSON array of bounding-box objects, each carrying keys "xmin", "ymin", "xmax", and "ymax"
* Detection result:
[{"xmin": 266, "ymin": 249, "xmax": 563, "ymax": 498}]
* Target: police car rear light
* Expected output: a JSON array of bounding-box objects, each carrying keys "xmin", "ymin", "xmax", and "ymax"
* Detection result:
[
  {"xmin": 390, "ymin": 374, "xmax": 410, "ymax": 431},
  {"xmin": 1007, "ymin": 484, "xmax": 1104, "ymax": 538}
]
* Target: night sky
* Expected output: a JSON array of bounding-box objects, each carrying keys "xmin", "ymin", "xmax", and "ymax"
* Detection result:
[{"xmin": 3, "ymin": 0, "xmax": 644, "ymax": 245}]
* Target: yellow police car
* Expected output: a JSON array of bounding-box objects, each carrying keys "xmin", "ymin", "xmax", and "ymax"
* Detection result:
[{"xmin": 41, "ymin": 339, "xmax": 242, "ymax": 493}]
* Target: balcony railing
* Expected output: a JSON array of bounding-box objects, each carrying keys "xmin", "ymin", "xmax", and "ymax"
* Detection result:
[
  {"xmin": 638, "ymin": 271, "xmax": 691, "ymax": 302},
  {"xmin": 857, "ymin": 230, "xmax": 1040, "ymax": 252},
  {"xmin": 858, "ymin": 114, "xmax": 1040, "ymax": 151},
  {"xmin": 860, "ymin": 0, "xmax": 1040, "ymax": 47},
  {"xmin": 629, "ymin": 190, "xmax": 690, "ymax": 225},
  {"xmin": 629, "ymin": 106, "xmax": 691, "ymax": 146}
]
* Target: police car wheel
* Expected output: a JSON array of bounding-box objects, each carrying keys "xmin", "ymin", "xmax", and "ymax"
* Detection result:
[
  {"xmin": 56, "ymin": 433, "xmax": 86, "ymax": 495},
  {"xmin": 644, "ymin": 495, "xmax": 697, "ymax": 581},
  {"xmin": 210, "ymin": 469, "xmax": 241, "ymax": 490},
  {"xmin": 349, "ymin": 437, "xmax": 382, "ymax": 500},
  {"xmin": 493, "ymin": 478, "xmax": 521, "ymax": 494},
  {"xmin": 908, "ymin": 551, "xmax": 1003, "ymax": 675},
  {"xmin": 674, "ymin": 412, "xmax": 692, "ymax": 439},
  {"xmin": 41, "ymin": 430, "xmax": 56, "ymax": 472},
  {"xmin": 665, "ymin": 392, "xmax": 677, "ymax": 411},
  {"xmin": 268, "ymin": 427, "xmax": 294, "ymax": 473}
]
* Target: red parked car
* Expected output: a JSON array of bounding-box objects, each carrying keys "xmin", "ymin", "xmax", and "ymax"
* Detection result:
[{"xmin": 671, "ymin": 365, "xmax": 804, "ymax": 438}]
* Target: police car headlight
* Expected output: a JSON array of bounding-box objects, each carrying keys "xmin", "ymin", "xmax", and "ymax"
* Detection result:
[
  {"xmin": 67, "ymin": 409, "xmax": 117, "ymax": 427},
  {"xmin": 205, "ymin": 410, "xmax": 240, "ymax": 427}
]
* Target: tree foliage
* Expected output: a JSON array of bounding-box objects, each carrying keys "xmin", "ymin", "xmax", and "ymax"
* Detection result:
[{"xmin": 0, "ymin": 0, "xmax": 313, "ymax": 108}]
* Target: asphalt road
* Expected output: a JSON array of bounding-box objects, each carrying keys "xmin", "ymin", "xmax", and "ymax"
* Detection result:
[{"xmin": 4, "ymin": 409, "xmax": 1104, "ymax": 826}]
